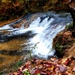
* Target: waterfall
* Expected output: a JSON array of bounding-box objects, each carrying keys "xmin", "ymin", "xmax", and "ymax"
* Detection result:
[{"xmin": 0, "ymin": 11, "xmax": 72, "ymax": 58}]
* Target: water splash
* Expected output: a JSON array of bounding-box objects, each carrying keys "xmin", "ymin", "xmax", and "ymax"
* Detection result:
[{"xmin": 27, "ymin": 15, "xmax": 71, "ymax": 58}]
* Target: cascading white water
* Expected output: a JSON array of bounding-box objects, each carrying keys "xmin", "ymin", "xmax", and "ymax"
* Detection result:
[
  {"xmin": 0, "ymin": 11, "xmax": 72, "ymax": 58},
  {"xmin": 27, "ymin": 15, "xmax": 72, "ymax": 58}
]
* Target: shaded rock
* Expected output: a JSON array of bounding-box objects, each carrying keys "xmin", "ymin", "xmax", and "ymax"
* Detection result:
[
  {"xmin": 53, "ymin": 30, "xmax": 73, "ymax": 57},
  {"xmin": 13, "ymin": 19, "xmax": 26, "ymax": 28}
]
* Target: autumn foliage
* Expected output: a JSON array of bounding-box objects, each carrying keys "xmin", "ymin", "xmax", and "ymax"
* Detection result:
[
  {"xmin": 9, "ymin": 57, "xmax": 75, "ymax": 75},
  {"xmin": 0, "ymin": 0, "xmax": 75, "ymax": 22}
]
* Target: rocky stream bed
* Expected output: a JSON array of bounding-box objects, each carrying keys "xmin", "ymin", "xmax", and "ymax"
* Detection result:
[{"xmin": 0, "ymin": 11, "xmax": 75, "ymax": 75}]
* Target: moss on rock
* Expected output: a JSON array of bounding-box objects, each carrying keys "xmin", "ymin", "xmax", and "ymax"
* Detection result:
[{"xmin": 53, "ymin": 30, "xmax": 73, "ymax": 57}]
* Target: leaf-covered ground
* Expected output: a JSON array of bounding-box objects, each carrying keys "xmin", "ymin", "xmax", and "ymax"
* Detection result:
[
  {"xmin": 0, "ymin": 0, "xmax": 75, "ymax": 22},
  {"xmin": 9, "ymin": 57, "xmax": 75, "ymax": 75}
]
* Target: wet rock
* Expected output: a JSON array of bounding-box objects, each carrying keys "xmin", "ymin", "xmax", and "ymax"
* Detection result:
[{"xmin": 13, "ymin": 19, "xmax": 26, "ymax": 28}]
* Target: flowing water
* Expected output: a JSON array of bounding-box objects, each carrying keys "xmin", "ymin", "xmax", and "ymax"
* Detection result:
[{"xmin": 0, "ymin": 11, "xmax": 72, "ymax": 73}]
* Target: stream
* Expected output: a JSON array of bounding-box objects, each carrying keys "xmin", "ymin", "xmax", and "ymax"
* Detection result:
[{"xmin": 0, "ymin": 11, "xmax": 72, "ymax": 74}]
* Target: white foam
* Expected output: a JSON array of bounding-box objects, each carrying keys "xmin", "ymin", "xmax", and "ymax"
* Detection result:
[
  {"xmin": 0, "ymin": 25, "xmax": 12, "ymax": 30},
  {"xmin": 28, "ymin": 17, "xmax": 69, "ymax": 58}
]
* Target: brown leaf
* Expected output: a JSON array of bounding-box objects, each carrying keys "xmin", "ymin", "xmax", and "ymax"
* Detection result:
[{"xmin": 69, "ymin": 1, "xmax": 75, "ymax": 10}]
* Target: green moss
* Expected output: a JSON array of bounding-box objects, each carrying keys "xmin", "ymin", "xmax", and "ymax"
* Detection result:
[
  {"xmin": 14, "ymin": 60, "xmax": 23, "ymax": 69},
  {"xmin": 23, "ymin": 70, "xmax": 30, "ymax": 75},
  {"xmin": 65, "ymin": 22, "xmax": 73, "ymax": 30},
  {"xmin": 16, "ymin": 60, "xmax": 23, "ymax": 66},
  {"xmin": 54, "ymin": 41, "xmax": 63, "ymax": 54},
  {"xmin": 0, "ymin": 72, "xmax": 3, "ymax": 75},
  {"xmin": 54, "ymin": 42, "xmax": 70, "ymax": 54},
  {"xmin": 53, "ymin": 35, "xmax": 71, "ymax": 57},
  {"xmin": 37, "ymin": 73, "xmax": 41, "ymax": 75}
]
